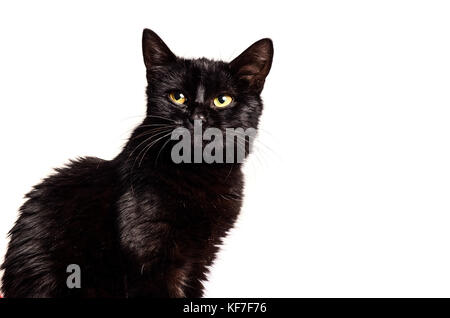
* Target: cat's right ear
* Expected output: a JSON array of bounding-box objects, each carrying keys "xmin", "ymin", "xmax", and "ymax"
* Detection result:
[
  {"xmin": 142, "ymin": 29, "xmax": 176, "ymax": 69},
  {"xmin": 230, "ymin": 38, "xmax": 274, "ymax": 93}
]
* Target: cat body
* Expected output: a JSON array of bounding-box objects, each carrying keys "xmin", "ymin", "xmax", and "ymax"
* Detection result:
[{"xmin": 1, "ymin": 29, "xmax": 273, "ymax": 297}]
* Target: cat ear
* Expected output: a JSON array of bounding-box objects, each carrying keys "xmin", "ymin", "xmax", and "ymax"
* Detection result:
[
  {"xmin": 230, "ymin": 38, "xmax": 274, "ymax": 93},
  {"xmin": 142, "ymin": 29, "xmax": 176, "ymax": 69}
]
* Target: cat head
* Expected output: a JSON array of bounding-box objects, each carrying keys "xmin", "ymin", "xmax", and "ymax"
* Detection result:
[
  {"xmin": 126, "ymin": 29, "xmax": 273, "ymax": 166},
  {"xmin": 141, "ymin": 29, "xmax": 273, "ymax": 132}
]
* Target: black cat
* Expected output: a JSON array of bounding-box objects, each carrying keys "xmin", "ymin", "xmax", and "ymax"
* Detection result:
[{"xmin": 1, "ymin": 29, "xmax": 273, "ymax": 297}]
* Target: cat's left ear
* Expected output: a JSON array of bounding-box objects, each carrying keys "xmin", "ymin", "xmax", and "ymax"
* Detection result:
[
  {"xmin": 142, "ymin": 29, "xmax": 176, "ymax": 69},
  {"xmin": 230, "ymin": 38, "xmax": 274, "ymax": 93}
]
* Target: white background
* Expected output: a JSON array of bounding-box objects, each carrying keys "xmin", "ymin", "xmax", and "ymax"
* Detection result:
[{"xmin": 1, "ymin": 0, "xmax": 450, "ymax": 297}]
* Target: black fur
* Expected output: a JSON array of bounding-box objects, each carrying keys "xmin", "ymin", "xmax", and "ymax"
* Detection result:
[{"xmin": 1, "ymin": 29, "xmax": 273, "ymax": 298}]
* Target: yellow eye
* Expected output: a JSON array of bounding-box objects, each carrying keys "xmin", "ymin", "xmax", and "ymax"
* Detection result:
[
  {"xmin": 169, "ymin": 92, "xmax": 187, "ymax": 105},
  {"xmin": 213, "ymin": 95, "xmax": 233, "ymax": 108}
]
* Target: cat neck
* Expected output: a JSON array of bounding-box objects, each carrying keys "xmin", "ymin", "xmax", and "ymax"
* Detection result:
[{"xmin": 114, "ymin": 150, "xmax": 244, "ymax": 195}]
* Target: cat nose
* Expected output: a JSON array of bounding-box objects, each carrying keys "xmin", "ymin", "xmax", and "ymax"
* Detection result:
[{"xmin": 190, "ymin": 112, "xmax": 206, "ymax": 124}]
